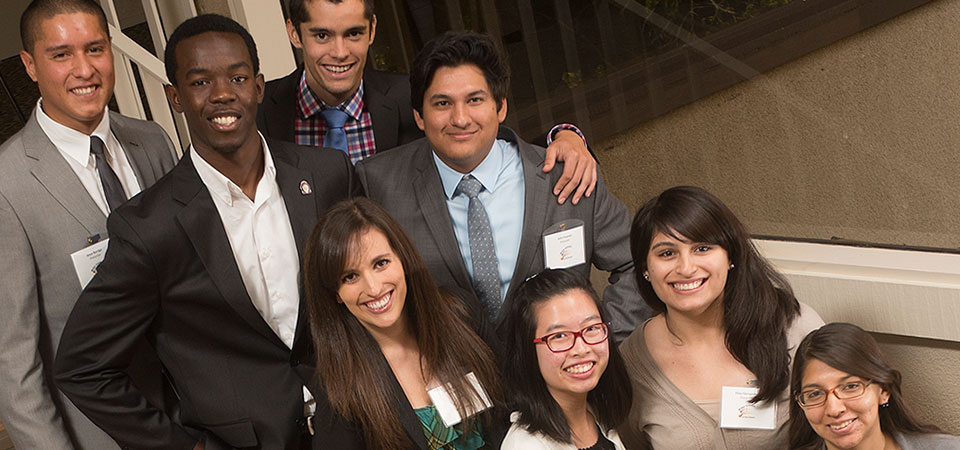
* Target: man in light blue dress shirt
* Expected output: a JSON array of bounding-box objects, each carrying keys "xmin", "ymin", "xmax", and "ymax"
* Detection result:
[{"xmin": 356, "ymin": 31, "xmax": 649, "ymax": 343}]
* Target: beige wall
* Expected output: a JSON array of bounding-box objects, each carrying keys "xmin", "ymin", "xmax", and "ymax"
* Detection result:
[
  {"xmin": 595, "ymin": 0, "xmax": 960, "ymax": 436},
  {"xmin": 597, "ymin": 0, "xmax": 960, "ymax": 250}
]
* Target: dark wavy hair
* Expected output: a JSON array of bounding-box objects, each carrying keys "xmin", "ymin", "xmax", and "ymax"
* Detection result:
[
  {"xmin": 788, "ymin": 322, "xmax": 941, "ymax": 449},
  {"xmin": 303, "ymin": 197, "xmax": 502, "ymax": 450},
  {"xmin": 20, "ymin": 0, "xmax": 109, "ymax": 54},
  {"xmin": 501, "ymin": 268, "xmax": 632, "ymax": 443},
  {"xmin": 630, "ymin": 185, "xmax": 800, "ymax": 402},
  {"xmin": 164, "ymin": 14, "xmax": 259, "ymax": 86},
  {"xmin": 287, "ymin": 0, "xmax": 375, "ymax": 37},
  {"xmin": 409, "ymin": 31, "xmax": 509, "ymax": 115}
]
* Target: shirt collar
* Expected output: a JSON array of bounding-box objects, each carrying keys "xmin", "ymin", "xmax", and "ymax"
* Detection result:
[
  {"xmin": 433, "ymin": 139, "xmax": 508, "ymax": 200},
  {"xmin": 297, "ymin": 70, "xmax": 365, "ymax": 122},
  {"xmin": 35, "ymin": 98, "xmax": 112, "ymax": 166},
  {"xmin": 190, "ymin": 131, "xmax": 277, "ymax": 207}
]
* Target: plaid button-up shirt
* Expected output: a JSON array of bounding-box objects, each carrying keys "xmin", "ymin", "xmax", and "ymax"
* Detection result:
[{"xmin": 294, "ymin": 72, "xmax": 376, "ymax": 164}]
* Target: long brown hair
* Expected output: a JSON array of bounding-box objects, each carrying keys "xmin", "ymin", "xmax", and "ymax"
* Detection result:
[
  {"xmin": 788, "ymin": 323, "xmax": 941, "ymax": 449},
  {"xmin": 630, "ymin": 185, "xmax": 800, "ymax": 402},
  {"xmin": 303, "ymin": 197, "xmax": 502, "ymax": 449}
]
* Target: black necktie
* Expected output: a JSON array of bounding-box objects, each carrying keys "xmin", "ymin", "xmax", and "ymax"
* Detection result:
[{"xmin": 90, "ymin": 136, "xmax": 126, "ymax": 212}]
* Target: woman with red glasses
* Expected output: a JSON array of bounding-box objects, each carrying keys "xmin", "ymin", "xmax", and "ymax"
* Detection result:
[
  {"xmin": 620, "ymin": 186, "xmax": 824, "ymax": 449},
  {"xmin": 499, "ymin": 268, "xmax": 631, "ymax": 450},
  {"xmin": 789, "ymin": 322, "xmax": 959, "ymax": 450}
]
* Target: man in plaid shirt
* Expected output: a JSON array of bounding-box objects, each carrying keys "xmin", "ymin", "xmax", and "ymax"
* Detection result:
[{"xmin": 258, "ymin": 0, "xmax": 599, "ymax": 204}]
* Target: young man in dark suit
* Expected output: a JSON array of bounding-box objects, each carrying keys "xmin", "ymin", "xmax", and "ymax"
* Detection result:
[
  {"xmin": 54, "ymin": 14, "xmax": 362, "ymax": 450},
  {"xmin": 0, "ymin": 1, "xmax": 176, "ymax": 448},
  {"xmin": 258, "ymin": 0, "xmax": 599, "ymax": 205},
  {"xmin": 355, "ymin": 32, "xmax": 650, "ymax": 344}
]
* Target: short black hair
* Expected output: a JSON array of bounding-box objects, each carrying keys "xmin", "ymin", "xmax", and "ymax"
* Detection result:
[
  {"xmin": 409, "ymin": 31, "xmax": 510, "ymax": 114},
  {"xmin": 164, "ymin": 14, "xmax": 259, "ymax": 86},
  {"xmin": 287, "ymin": 0, "xmax": 375, "ymax": 36},
  {"xmin": 20, "ymin": 0, "xmax": 110, "ymax": 54},
  {"xmin": 500, "ymin": 268, "xmax": 632, "ymax": 444}
]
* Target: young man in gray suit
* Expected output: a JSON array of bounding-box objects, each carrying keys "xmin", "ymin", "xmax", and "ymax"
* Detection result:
[
  {"xmin": 356, "ymin": 31, "xmax": 650, "ymax": 343},
  {"xmin": 0, "ymin": 1, "xmax": 177, "ymax": 449}
]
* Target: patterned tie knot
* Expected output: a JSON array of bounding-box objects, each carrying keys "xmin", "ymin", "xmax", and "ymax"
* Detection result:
[
  {"xmin": 320, "ymin": 107, "xmax": 349, "ymax": 129},
  {"xmin": 456, "ymin": 175, "xmax": 483, "ymax": 199}
]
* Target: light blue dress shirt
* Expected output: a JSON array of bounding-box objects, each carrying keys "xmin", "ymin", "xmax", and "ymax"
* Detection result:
[{"xmin": 433, "ymin": 139, "xmax": 525, "ymax": 302}]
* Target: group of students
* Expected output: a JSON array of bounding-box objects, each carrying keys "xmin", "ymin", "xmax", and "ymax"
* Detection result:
[
  {"xmin": 302, "ymin": 188, "xmax": 960, "ymax": 450},
  {"xmin": 2, "ymin": 0, "xmax": 958, "ymax": 450}
]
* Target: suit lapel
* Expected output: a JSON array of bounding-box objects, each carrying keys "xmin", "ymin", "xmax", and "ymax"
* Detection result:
[
  {"xmin": 411, "ymin": 144, "xmax": 474, "ymax": 292},
  {"xmin": 270, "ymin": 142, "xmax": 318, "ymax": 351},
  {"xmin": 110, "ymin": 112, "xmax": 152, "ymax": 188},
  {"xmin": 23, "ymin": 117, "xmax": 105, "ymax": 236},
  {"xmin": 172, "ymin": 154, "xmax": 289, "ymax": 349},
  {"xmin": 363, "ymin": 71, "xmax": 400, "ymax": 152},
  {"xmin": 505, "ymin": 129, "xmax": 549, "ymax": 303}
]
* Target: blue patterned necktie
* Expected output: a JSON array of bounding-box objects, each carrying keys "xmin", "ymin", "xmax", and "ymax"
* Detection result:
[
  {"xmin": 455, "ymin": 175, "xmax": 501, "ymax": 321},
  {"xmin": 320, "ymin": 108, "xmax": 349, "ymax": 152}
]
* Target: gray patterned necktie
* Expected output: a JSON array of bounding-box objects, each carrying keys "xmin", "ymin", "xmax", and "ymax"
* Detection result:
[
  {"xmin": 455, "ymin": 175, "xmax": 502, "ymax": 321},
  {"xmin": 90, "ymin": 136, "xmax": 126, "ymax": 212}
]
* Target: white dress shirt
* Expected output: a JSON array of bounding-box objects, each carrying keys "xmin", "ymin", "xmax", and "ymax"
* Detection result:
[{"xmin": 35, "ymin": 99, "xmax": 141, "ymax": 216}]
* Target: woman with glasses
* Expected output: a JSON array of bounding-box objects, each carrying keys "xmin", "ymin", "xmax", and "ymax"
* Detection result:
[
  {"xmin": 302, "ymin": 197, "xmax": 502, "ymax": 450},
  {"xmin": 499, "ymin": 268, "xmax": 631, "ymax": 450},
  {"xmin": 789, "ymin": 322, "xmax": 959, "ymax": 450},
  {"xmin": 619, "ymin": 186, "xmax": 824, "ymax": 449}
]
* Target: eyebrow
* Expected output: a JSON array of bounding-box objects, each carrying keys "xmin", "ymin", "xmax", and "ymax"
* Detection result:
[
  {"xmin": 183, "ymin": 61, "xmax": 251, "ymax": 77},
  {"xmin": 428, "ymin": 90, "xmax": 487, "ymax": 102},
  {"xmin": 44, "ymin": 38, "xmax": 108, "ymax": 54},
  {"xmin": 543, "ymin": 314, "xmax": 601, "ymax": 333},
  {"xmin": 800, "ymin": 375, "xmax": 858, "ymax": 390}
]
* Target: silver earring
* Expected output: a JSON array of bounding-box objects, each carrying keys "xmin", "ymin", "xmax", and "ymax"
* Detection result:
[
  {"xmin": 642, "ymin": 273, "xmax": 649, "ymax": 281},
  {"xmin": 729, "ymin": 263, "xmax": 735, "ymax": 269},
  {"xmin": 880, "ymin": 402, "xmax": 890, "ymax": 408}
]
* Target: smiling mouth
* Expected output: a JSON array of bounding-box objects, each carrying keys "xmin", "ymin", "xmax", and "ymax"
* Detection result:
[
  {"xmin": 70, "ymin": 86, "xmax": 98, "ymax": 96},
  {"xmin": 671, "ymin": 278, "xmax": 705, "ymax": 291},
  {"xmin": 363, "ymin": 291, "xmax": 392, "ymax": 313},
  {"xmin": 209, "ymin": 113, "xmax": 240, "ymax": 129},
  {"xmin": 828, "ymin": 418, "xmax": 856, "ymax": 431},
  {"xmin": 564, "ymin": 361, "xmax": 595, "ymax": 374},
  {"xmin": 323, "ymin": 63, "xmax": 354, "ymax": 74}
]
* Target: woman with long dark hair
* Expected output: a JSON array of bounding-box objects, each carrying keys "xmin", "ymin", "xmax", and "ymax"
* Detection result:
[
  {"xmin": 302, "ymin": 197, "xmax": 502, "ymax": 450},
  {"xmin": 500, "ymin": 269, "xmax": 631, "ymax": 450},
  {"xmin": 620, "ymin": 185, "xmax": 824, "ymax": 449},
  {"xmin": 789, "ymin": 322, "xmax": 958, "ymax": 450}
]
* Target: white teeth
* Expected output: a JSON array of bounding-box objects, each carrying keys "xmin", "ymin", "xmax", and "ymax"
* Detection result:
[
  {"xmin": 672, "ymin": 279, "xmax": 703, "ymax": 291},
  {"xmin": 564, "ymin": 362, "xmax": 594, "ymax": 374},
  {"xmin": 829, "ymin": 418, "xmax": 855, "ymax": 430},
  {"xmin": 211, "ymin": 116, "xmax": 238, "ymax": 126},
  {"xmin": 365, "ymin": 293, "xmax": 390, "ymax": 311},
  {"xmin": 324, "ymin": 64, "xmax": 351, "ymax": 73},
  {"xmin": 71, "ymin": 86, "xmax": 96, "ymax": 95}
]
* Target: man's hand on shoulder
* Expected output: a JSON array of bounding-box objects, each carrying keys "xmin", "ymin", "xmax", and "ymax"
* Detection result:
[{"xmin": 542, "ymin": 129, "xmax": 597, "ymax": 205}]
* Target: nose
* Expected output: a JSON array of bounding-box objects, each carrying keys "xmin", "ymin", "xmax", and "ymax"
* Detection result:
[
  {"xmin": 72, "ymin": 53, "xmax": 95, "ymax": 79},
  {"xmin": 823, "ymin": 392, "xmax": 846, "ymax": 417},
  {"xmin": 330, "ymin": 37, "xmax": 349, "ymax": 60},
  {"xmin": 450, "ymin": 103, "xmax": 470, "ymax": 128},
  {"xmin": 360, "ymin": 273, "xmax": 382, "ymax": 297},
  {"xmin": 568, "ymin": 332, "xmax": 591, "ymax": 356},
  {"xmin": 676, "ymin": 252, "xmax": 697, "ymax": 276},
  {"xmin": 209, "ymin": 79, "xmax": 237, "ymax": 104}
]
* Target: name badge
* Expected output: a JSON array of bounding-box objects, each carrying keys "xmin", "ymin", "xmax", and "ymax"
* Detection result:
[
  {"xmin": 542, "ymin": 220, "xmax": 586, "ymax": 270},
  {"xmin": 719, "ymin": 386, "xmax": 777, "ymax": 430},
  {"xmin": 71, "ymin": 238, "xmax": 109, "ymax": 289},
  {"xmin": 427, "ymin": 372, "xmax": 493, "ymax": 428}
]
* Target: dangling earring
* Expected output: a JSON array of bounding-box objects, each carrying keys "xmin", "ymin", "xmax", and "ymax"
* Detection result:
[
  {"xmin": 729, "ymin": 263, "xmax": 735, "ymax": 269},
  {"xmin": 642, "ymin": 272, "xmax": 649, "ymax": 281}
]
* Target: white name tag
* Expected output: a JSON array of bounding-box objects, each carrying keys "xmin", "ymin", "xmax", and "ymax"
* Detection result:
[
  {"xmin": 542, "ymin": 220, "xmax": 586, "ymax": 270},
  {"xmin": 71, "ymin": 238, "xmax": 109, "ymax": 289},
  {"xmin": 427, "ymin": 372, "xmax": 493, "ymax": 428},
  {"xmin": 719, "ymin": 386, "xmax": 777, "ymax": 430}
]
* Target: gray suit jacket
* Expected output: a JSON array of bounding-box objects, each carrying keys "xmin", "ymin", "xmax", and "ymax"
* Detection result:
[
  {"xmin": 356, "ymin": 127, "xmax": 649, "ymax": 343},
  {"xmin": 0, "ymin": 110, "xmax": 177, "ymax": 450}
]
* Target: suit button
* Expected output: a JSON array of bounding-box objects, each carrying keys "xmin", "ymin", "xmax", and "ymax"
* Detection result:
[{"xmin": 291, "ymin": 359, "xmax": 301, "ymax": 366}]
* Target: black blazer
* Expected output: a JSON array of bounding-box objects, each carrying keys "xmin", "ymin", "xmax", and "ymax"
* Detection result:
[
  {"xmin": 54, "ymin": 139, "xmax": 363, "ymax": 450},
  {"xmin": 258, "ymin": 67, "xmax": 423, "ymax": 153}
]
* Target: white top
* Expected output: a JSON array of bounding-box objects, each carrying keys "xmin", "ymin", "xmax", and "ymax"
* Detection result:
[
  {"xmin": 501, "ymin": 411, "xmax": 626, "ymax": 450},
  {"xmin": 36, "ymin": 100, "xmax": 141, "ymax": 215},
  {"xmin": 190, "ymin": 135, "xmax": 300, "ymax": 348}
]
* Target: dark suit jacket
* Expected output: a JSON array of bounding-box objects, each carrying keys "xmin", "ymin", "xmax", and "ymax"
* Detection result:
[
  {"xmin": 258, "ymin": 68, "xmax": 423, "ymax": 153},
  {"xmin": 0, "ymin": 110, "xmax": 176, "ymax": 450},
  {"xmin": 355, "ymin": 128, "xmax": 649, "ymax": 343},
  {"xmin": 54, "ymin": 138, "xmax": 363, "ymax": 450}
]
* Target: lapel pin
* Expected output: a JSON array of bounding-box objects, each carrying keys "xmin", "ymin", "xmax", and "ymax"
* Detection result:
[{"xmin": 299, "ymin": 180, "xmax": 312, "ymax": 195}]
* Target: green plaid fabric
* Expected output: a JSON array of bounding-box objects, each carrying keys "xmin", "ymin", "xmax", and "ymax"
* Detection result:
[{"xmin": 414, "ymin": 405, "xmax": 486, "ymax": 450}]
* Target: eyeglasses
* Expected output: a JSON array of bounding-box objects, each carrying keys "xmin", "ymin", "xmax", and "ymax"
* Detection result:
[
  {"xmin": 796, "ymin": 380, "xmax": 873, "ymax": 408},
  {"xmin": 533, "ymin": 322, "xmax": 609, "ymax": 353}
]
